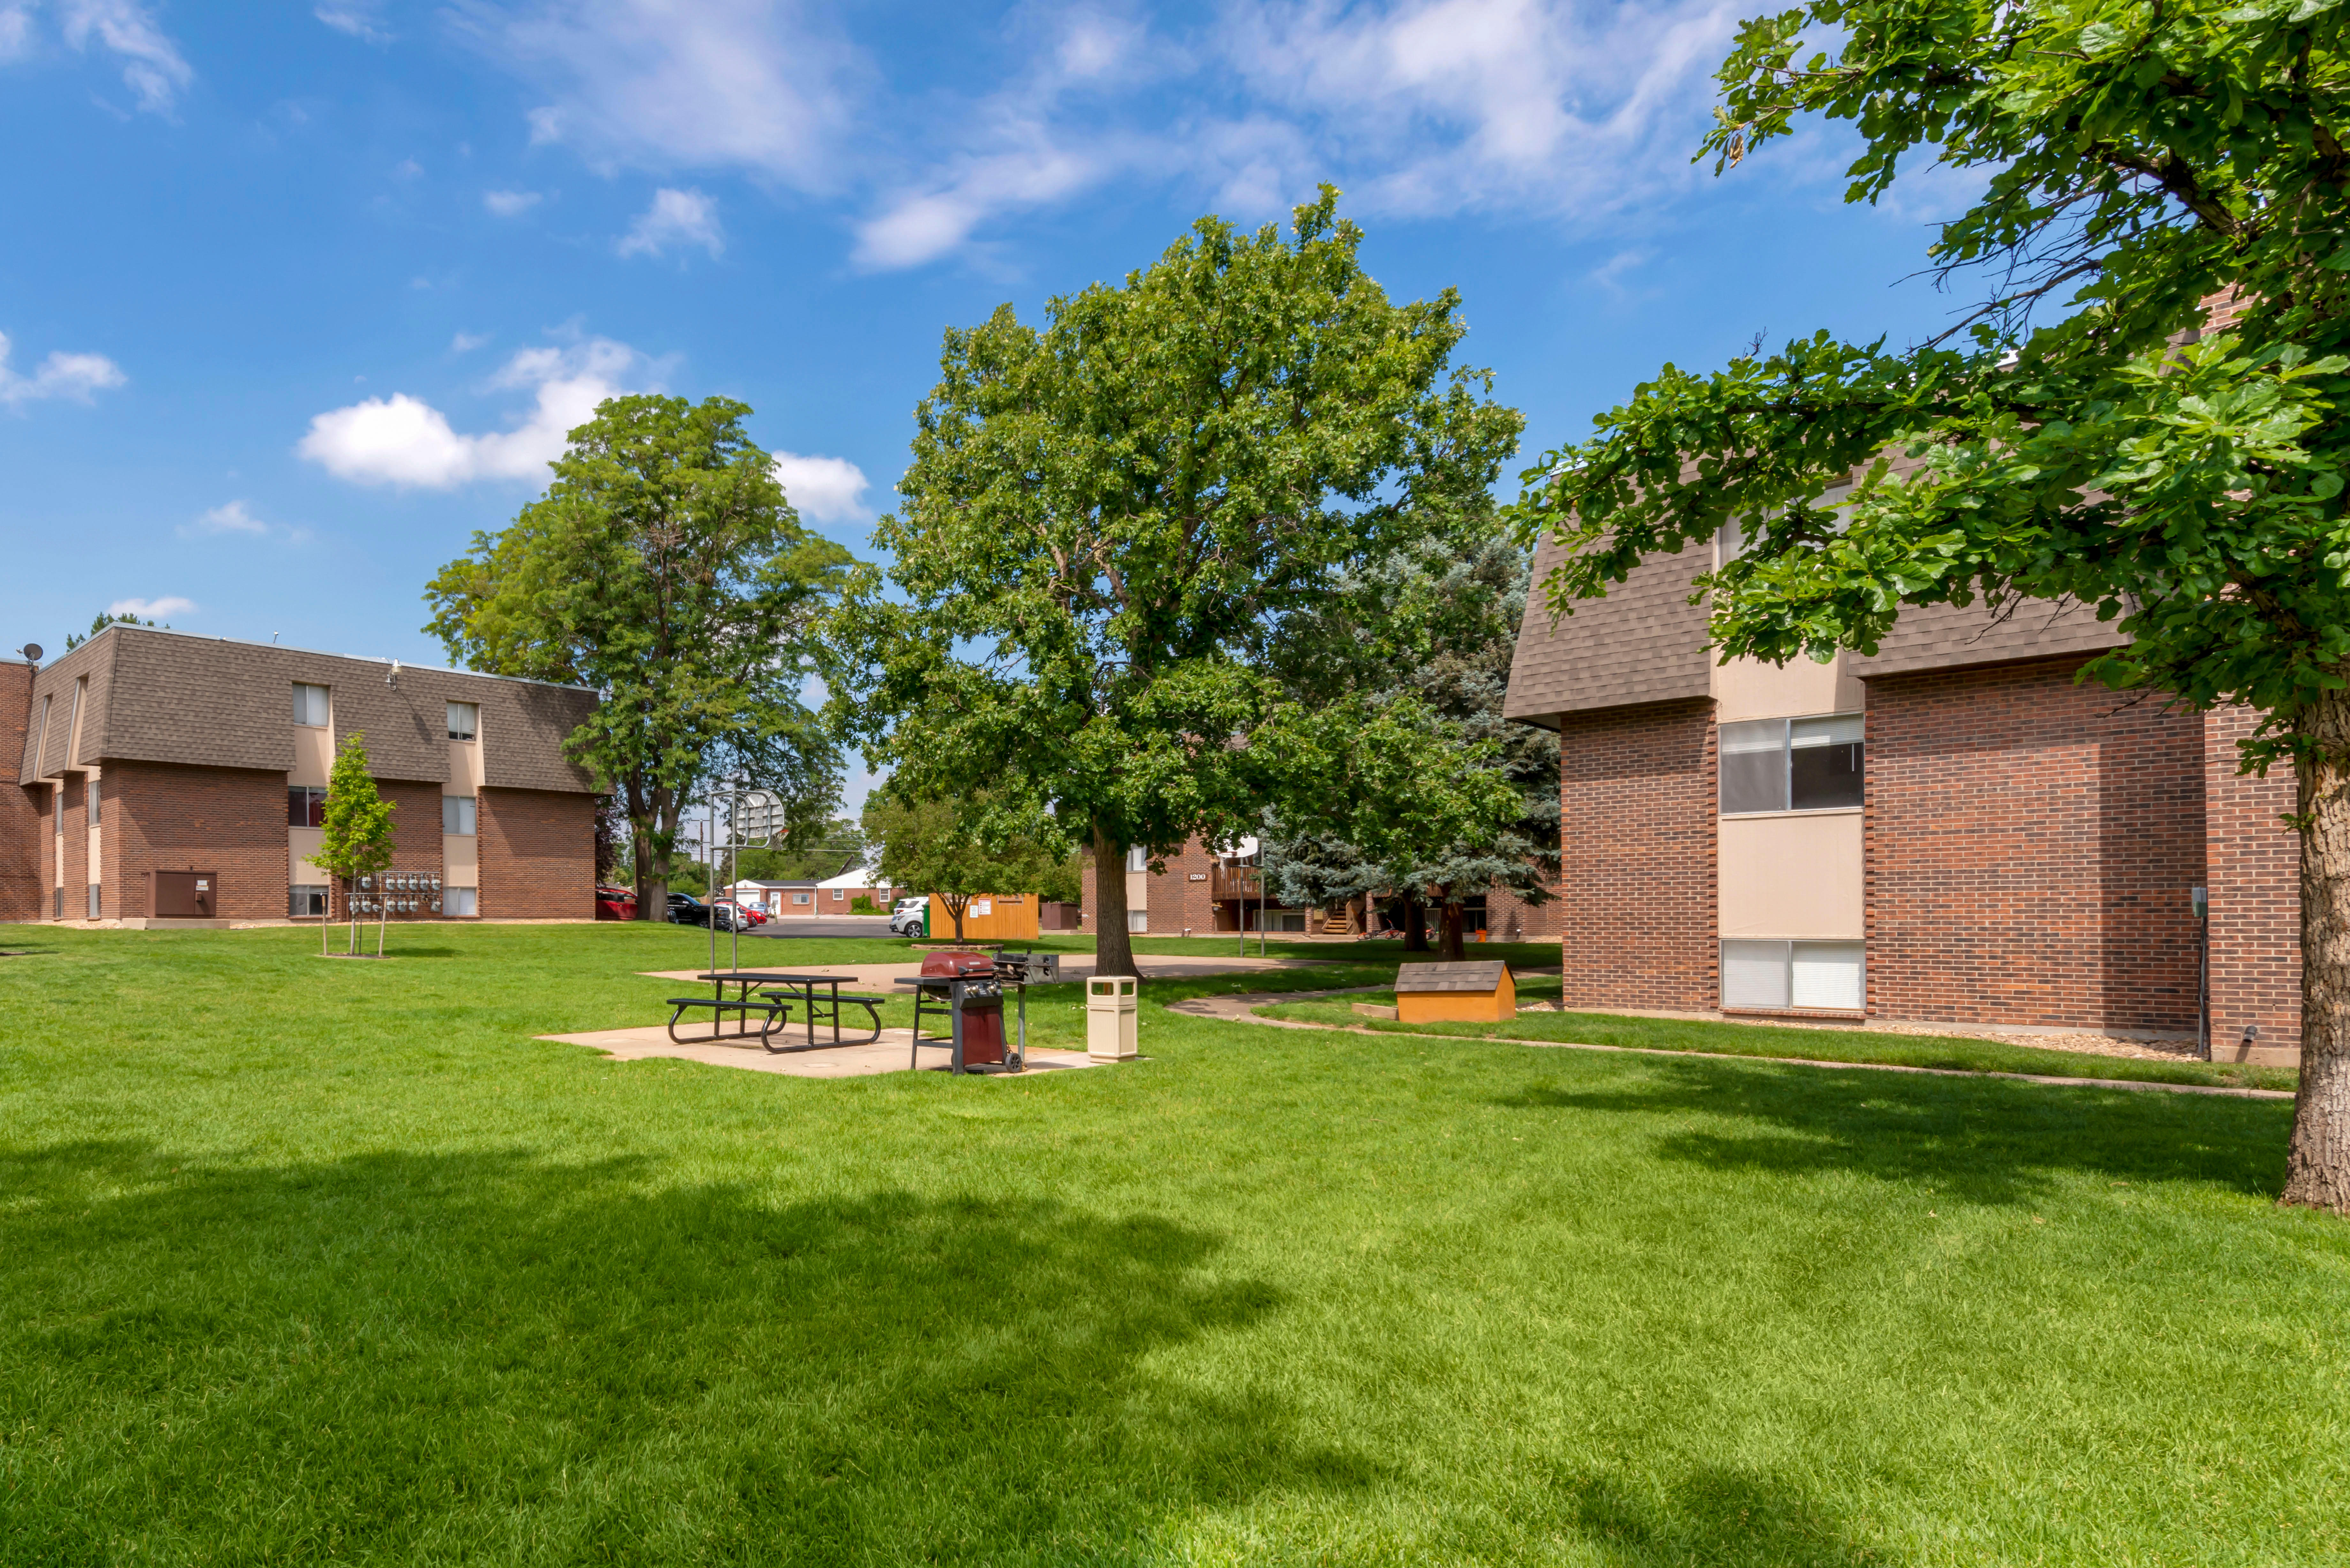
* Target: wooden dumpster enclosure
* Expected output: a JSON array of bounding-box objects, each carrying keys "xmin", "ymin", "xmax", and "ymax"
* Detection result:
[
  {"xmin": 1394, "ymin": 960, "xmax": 1515, "ymax": 1024},
  {"xmin": 926, "ymin": 893, "xmax": 1041, "ymax": 942}
]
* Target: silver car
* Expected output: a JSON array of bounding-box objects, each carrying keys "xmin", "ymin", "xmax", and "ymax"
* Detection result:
[{"xmin": 888, "ymin": 896, "xmax": 928, "ymax": 937}]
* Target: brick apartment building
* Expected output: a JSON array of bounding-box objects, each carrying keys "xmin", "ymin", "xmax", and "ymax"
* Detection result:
[
  {"xmin": 1504, "ymin": 537, "xmax": 2301, "ymax": 1066},
  {"xmin": 1078, "ymin": 835, "xmax": 1558, "ymax": 940},
  {"xmin": 1, "ymin": 624, "xmax": 601, "ymax": 926}
]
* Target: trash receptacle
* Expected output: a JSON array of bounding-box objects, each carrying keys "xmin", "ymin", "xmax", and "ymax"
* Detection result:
[{"xmin": 1087, "ymin": 976, "xmax": 1138, "ymax": 1061}]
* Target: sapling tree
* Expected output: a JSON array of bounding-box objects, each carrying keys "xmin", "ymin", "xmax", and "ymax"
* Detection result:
[
  {"xmin": 1514, "ymin": 0, "xmax": 2350, "ymax": 1210},
  {"xmin": 314, "ymin": 733, "xmax": 394, "ymax": 958}
]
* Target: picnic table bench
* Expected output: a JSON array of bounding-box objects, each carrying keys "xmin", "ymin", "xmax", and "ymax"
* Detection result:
[
  {"xmin": 664, "ymin": 993, "xmax": 793, "ymax": 1047},
  {"xmin": 692, "ymin": 971, "xmax": 889, "ymax": 1052}
]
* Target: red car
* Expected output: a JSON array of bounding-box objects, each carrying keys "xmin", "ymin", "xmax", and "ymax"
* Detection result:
[{"xmin": 595, "ymin": 886, "xmax": 638, "ymax": 921}]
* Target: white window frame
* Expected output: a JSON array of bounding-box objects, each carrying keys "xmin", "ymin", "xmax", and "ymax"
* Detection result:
[
  {"xmin": 293, "ymin": 683, "xmax": 331, "ymax": 728},
  {"xmin": 1126, "ymin": 910, "xmax": 1148, "ymax": 933},
  {"xmin": 443, "ymin": 795, "xmax": 478, "ymax": 836},
  {"xmin": 446, "ymin": 701, "xmax": 478, "ymax": 742},
  {"xmin": 1722, "ymin": 939, "xmax": 1866, "ymax": 1011},
  {"xmin": 1719, "ymin": 713, "xmax": 1865, "ymax": 816}
]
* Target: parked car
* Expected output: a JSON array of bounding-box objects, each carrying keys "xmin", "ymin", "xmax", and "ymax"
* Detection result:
[
  {"xmin": 667, "ymin": 893, "xmax": 750, "ymax": 931},
  {"xmin": 595, "ymin": 885, "xmax": 638, "ymax": 921},
  {"xmin": 739, "ymin": 904, "xmax": 769, "ymax": 926},
  {"xmin": 888, "ymin": 896, "xmax": 929, "ymax": 938}
]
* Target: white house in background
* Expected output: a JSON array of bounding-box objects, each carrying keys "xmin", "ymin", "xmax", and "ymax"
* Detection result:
[{"xmin": 815, "ymin": 866, "xmax": 894, "ymax": 913}]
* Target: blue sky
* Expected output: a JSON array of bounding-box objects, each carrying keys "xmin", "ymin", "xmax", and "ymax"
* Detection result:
[{"xmin": 1, "ymin": 0, "xmax": 1981, "ymax": 694}]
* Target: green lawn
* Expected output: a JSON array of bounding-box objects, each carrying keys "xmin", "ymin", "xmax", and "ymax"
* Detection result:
[
  {"xmin": 1258, "ymin": 980, "xmax": 2298, "ymax": 1094},
  {"xmin": 1, "ymin": 922, "xmax": 2341, "ymax": 1564}
]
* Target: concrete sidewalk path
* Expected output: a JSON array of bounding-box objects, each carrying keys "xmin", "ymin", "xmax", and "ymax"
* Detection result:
[{"xmin": 1168, "ymin": 990, "xmax": 2294, "ymax": 1101}]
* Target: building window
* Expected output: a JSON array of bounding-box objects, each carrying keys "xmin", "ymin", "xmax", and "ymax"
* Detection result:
[
  {"xmin": 447, "ymin": 702, "xmax": 478, "ymax": 741},
  {"xmin": 792, "ymin": 891, "xmax": 812, "ymax": 905},
  {"xmin": 1722, "ymin": 940, "xmax": 1865, "ymax": 1011},
  {"xmin": 288, "ymin": 787, "xmax": 327, "ymax": 827},
  {"xmin": 1125, "ymin": 846, "xmax": 1148, "ymax": 872},
  {"xmin": 1720, "ymin": 714, "xmax": 1864, "ymax": 814},
  {"xmin": 87, "ymin": 884, "xmax": 100, "ymax": 919},
  {"xmin": 443, "ymin": 796, "xmax": 478, "ymax": 835},
  {"xmin": 291, "ymin": 885, "xmax": 328, "ymax": 917},
  {"xmin": 1126, "ymin": 910, "xmax": 1148, "ymax": 933},
  {"xmin": 832, "ymin": 888, "xmax": 845, "ymax": 901},
  {"xmin": 446, "ymin": 887, "xmax": 478, "ymax": 917},
  {"xmin": 87, "ymin": 776, "xmax": 99, "ymax": 823},
  {"xmin": 293, "ymin": 683, "xmax": 330, "ymax": 727}
]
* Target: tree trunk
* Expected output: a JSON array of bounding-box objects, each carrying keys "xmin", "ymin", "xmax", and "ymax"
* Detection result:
[
  {"xmin": 1092, "ymin": 819, "xmax": 1138, "ymax": 977},
  {"xmin": 945, "ymin": 895, "xmax": 969, "ymax": 940},
  {"xmin": 347, "ymin": 876, "xmax": 359, "ymax": 956},
  {"xmin": 1401, "ymin": 895, "xmax": 1431, "ymax": 953},
  {"xmin": 642, "ymin": 797, "xmax": 678, "ymax": 925},
  {"xmin": 1437, "ymin": 900, "xmax": 1466, "ymax": 962},
  {"xmin": 630, "ymin": 821, "xmax": 658, "ymax": 920},
  {"xmin": 2285, "ymin": 686, "xmax": 2350, "ymax": 1212}
]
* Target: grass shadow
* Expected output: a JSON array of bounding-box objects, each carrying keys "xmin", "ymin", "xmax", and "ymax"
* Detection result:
[
  {"xmin": 1558, "ymin": 1464, "xmax": 1891, "ymax": 1567},
  {"xmin": 0, "ymin": 1140, "xmax": 1350, "ymax": 1564},
  {"xmin": 1497, "ymin": 1057, "xmax": 2289, "ymax": 1206}
]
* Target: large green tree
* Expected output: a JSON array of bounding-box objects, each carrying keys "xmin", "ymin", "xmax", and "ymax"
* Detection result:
[
  {"xmin": 837, "ymin": 189, "xmax": 1523, "ymax": 976},
  {"xmin": 1515, "ymin": 0, "xmax": 2350, "ymax": 1210},
  {"xmin": 425, "ymin": 395, "xmax": 854, "ymax": 916}
]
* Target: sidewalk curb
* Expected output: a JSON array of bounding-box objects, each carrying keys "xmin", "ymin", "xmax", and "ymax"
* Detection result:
[{"xmin": 1165, "ymin": 991, "xmax": 2294, "ymax": 1101}]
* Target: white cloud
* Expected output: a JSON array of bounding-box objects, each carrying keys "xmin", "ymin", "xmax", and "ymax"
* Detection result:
[
  {"xmin": 109, "ymin": 595, "xmax": 194, "ymax": 619},
  {"xmin": 851, "ymin": 7, "xmax": 1148, "ymax": 270},
  {"xmin": 451, "ymin": 330, "xmax": 491, "ymax": 352},
  {"xmin": 1214, "ymin": 0, "xmax": 1740, "ymax": 220},
  {"xmin": 771, "ymin": 451, "xmax": 868, "ymax": 524},
  {"xmin": 315, "ymin": 2, "xmax": 392, "ymax": 44},
  {"xmin": 60, "ymin": 0, "xmax": 193, "ymax": 115},
  {"xmin": 185, "ymin": 500, "xmax": 267, "ymax": 537},
  {"xmin": 483, "ymin": 187, "xmax": 542, "ymax": 216},
  {"xmin": 451, "ymin": 0, "xmax": 862, "ymax": 191},
  {"xmin": 0, "ymin": 5, "xmax": 33, "ymax": 58},
  {"xmin": 392, "ymin": 156, "xmax": 424, "ymax": 181},
  {"xmin": 0, "ymin": 330, "xmax": 126, "ymax": 408},
  {"xmin": 617, "ymin": 186, "xmax": 723, "ymax": 258},
  {"xmin": 297, "ymin": 336, "xmax": 645, "ymax": 489}
]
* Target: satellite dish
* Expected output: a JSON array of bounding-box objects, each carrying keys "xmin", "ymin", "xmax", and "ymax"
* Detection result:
[{"xmin": 19, "ymin": 644, "xmax": 41, "ymax": 662}]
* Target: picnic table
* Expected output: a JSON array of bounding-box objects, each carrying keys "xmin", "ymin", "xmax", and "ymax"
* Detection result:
[{"xmin": 683, "ymin": 970, "xmax": 887, "ymax": 1052}]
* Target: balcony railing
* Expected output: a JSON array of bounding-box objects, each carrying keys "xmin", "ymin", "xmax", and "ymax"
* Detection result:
[{"xmin": 1209, "ymin": 866, "xmax": 1262, "ymax": 902}]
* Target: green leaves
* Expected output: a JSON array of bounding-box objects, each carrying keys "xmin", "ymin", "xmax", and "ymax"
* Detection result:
[
  {"xmin": 315, "ymin": 733, "xmax": 394, "ymax": 883},
  {"xmin": 838, "ymin": 189, "xmax": 1522, "ymax": 878},
  {"xmin": 424, "ymin": 394, "xmax": 858, "ymax": 896}
]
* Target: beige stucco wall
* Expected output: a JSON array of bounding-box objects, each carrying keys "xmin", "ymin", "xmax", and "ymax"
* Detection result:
[
  {"xmin": 1711, "ymin": 652, "xmax": 1865, "ymax": 721},
  {"xmin": 290, "ymin": 725, "xmax": 333, "ymax": 787},
  {"xmin": 1718, "ymin": 809, "xmax": 1864, "ymax": 938},
  {"xmin": 289, "ymin": 826, "xmax": 331, "ymax": 884},
  {"xmin": 443, "ymin": 832, "xmax": 478, "ymax": 886},
  {"xmin": 1126, "ymin": 868, "xmax": 1148, "ymax": 913},
  {"xmin": 447, "ymin": 737, "xmax": 484, "ymax": 794}
]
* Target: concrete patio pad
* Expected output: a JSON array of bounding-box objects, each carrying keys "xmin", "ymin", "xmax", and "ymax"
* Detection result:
[{"xmin": 538, "ymin": 1023, "xmax": 1103, "ymax": 1078}]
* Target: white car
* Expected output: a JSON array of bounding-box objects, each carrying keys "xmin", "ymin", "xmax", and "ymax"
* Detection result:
[{"xmin": 888, "ymin": 896, "xmax": 929, "ymax": 937}]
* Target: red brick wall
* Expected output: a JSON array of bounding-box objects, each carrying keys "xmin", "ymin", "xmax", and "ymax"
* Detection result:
[
  {"xmin": 61, "ymin": 774, "xmax": 89, "ymax": 917},
  {"xmin": 1556, "ymin": 699, "xmax": 1717, "ymax": 1010},
  {"xmin": 1864, "ymin": 658, "xmax": 2205, "ymax": 1032},
  {"xmin": 0, "ymin": 665, "xmax": 40, "ymax": 922},
  {"xmin": 103, "ymin": 761, "xmax": 287, "ymax": 921},
  {"xmin": 478, "ymin": 787, "xmax": 594, "ymax": 919},
  {"xmin": 2204, "ymin": 705, "xmax": 2301, "ymax": 1054}
]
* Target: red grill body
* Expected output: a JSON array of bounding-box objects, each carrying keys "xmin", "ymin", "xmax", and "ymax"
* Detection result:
[{"xmin": 921, "ymin": 950, "xmax": 995, "ymax": 978}]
